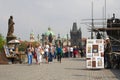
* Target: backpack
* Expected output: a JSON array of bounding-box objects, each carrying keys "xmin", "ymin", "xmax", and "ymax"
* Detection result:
[{"xmin": 57, "ymin": 47, "xmax": 61, "ymax": 54}]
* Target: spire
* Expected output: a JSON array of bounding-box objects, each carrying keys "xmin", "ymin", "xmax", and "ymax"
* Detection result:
[
  {"xmin": 72, "ymin": 22, "xmax": 77, "ymax": 31},
  {"xmin": 30, "ymin": 31, "xmax": 35, "ymax": 42}
]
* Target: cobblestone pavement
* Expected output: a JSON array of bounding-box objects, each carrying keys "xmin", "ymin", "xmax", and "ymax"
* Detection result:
[{"xmin": 0, "ymin": 58, "xmax": 120, "ymax": 80}]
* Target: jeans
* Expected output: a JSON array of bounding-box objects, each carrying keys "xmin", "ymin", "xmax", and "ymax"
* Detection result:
[{"xmin": 28, "ymin": 54, "xmax": 32, "ymax": 64}]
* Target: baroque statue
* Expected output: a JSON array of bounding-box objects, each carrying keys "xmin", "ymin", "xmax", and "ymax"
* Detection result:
[
  {"xmin": 7, "ymin": 16, "xmax": 15, "ymax": 36},
  {"xmin": 48, "ymin": 33, "xmax": 53, "ymax": 43}
]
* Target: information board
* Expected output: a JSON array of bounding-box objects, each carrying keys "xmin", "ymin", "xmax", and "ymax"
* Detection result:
[{"xmin": 86, "ymin": 39, "xmax": 104, "ymax": 69}]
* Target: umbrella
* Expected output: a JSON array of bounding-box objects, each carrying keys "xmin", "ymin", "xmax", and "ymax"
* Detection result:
[{"xmin": 8, "ymin": 39, "xmax": 20, "ymax": 44}]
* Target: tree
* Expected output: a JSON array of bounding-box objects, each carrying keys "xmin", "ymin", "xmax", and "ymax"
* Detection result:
[
  {"xmin": 0, "ymin": 34, "xmax": 5, "ymax": 52},
  {"xmin": 18, "ymin": 41, "xmax": 38, "ymax": 51},
  {"xmin": 18, "ymin": 41, "xmax": 28, "ymax": 51}
]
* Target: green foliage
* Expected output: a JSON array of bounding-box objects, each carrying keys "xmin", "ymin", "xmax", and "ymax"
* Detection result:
[
  {"xmin": 18, "ymin": 41, "xmax": 38, "ymax": 51},
  {"xmin": 18, "ymin": 41, "xmax": 28, "ymax": 51},
  {"xmin": 0, "ymin": 34, "xmax": 5, "ymax": 52}
]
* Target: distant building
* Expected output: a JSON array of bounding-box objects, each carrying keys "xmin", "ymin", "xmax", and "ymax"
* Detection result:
[
  {"xmin": 30, "ymin": 31, "xmax": 35, "ymax": 42},
  {"xmin": 70, "ymin": 22, "xmax": 82, "ymax": 47},
  {"xmin": 107, "ymin": 14, "xmax": 120, "ymax": 51}
]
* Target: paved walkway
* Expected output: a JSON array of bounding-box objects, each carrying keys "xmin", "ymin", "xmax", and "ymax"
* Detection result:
[{"xmin": 0, "ymin": 58, "xmax": 120, "ymax": 80}]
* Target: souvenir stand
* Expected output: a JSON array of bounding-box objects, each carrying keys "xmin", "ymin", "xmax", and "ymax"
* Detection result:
[{"xmin": 86, "ymin": 39, "xmax": 104, "ymax": 69}]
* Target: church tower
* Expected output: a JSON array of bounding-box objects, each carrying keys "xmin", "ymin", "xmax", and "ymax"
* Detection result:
[
  {"xmin": 30, "ymin": 31, "xmax": 35, "ymax": 42},
  {"xmin": 70, "ymin": 22, "xmax": 82, "ymax": 47}
]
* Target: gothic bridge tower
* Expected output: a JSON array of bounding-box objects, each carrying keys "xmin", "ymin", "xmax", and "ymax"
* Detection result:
[{"xmin": 70, "ymin": 22, "xmax": 82, "ymax": 47}]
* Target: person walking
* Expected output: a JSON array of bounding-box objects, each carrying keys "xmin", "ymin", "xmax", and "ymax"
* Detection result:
[
  {"xmin": 56, "ymin": 44, "xmax": 63, "ymax": 63},
  {"xmin": 44, "ymin": 42, "xmax": 49, "ymax": 63},
  {"xmin": 48, "ymin": 43, "xmax": 54, "ymax": 62},
  {"xmin": 73, "ymin": 46, "xmax": 78, "ymax": 58},
  {"xmin": 70, "ymin": 46, "xmax": 73, "ymax": 57},
  {"xmin": 34, "ymin": 44, "xmax": 38, "ymax": 64},
  {"xmin": 27, "ymin": 43, "xmax": 34, "ymax": 65},
  {"xmin": 104, "ymin": 38, "xmax": 112, "ymax": 68},
  {"xmin": 35, "ymin": 43, "xmax": 42, "ymax": 65}
]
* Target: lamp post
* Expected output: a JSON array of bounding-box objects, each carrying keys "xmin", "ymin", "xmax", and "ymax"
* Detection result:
[
  {"xmin": 57, "ymin": 34, "xmax": 61, "ymax": 46},
  {"xmin": 91, "ymin": 1, "xmax": 94, "ymax": 39},
  {"xmin": 105, "ymin": 0, "xmax": 106, "ymax": 21},
  {"xmin": 41, "ymin": 33, "xmax": 45, "ymax": 46},
  {"xmin": 67, "ymin": 34, "xmax": 69, "ymax": 46},
  {"xmin": 37, "ymin": 34, "xmax": 40, "ymax": 42},
  {"xmin": 102, "ymin": 0, "xmax": 106, "ymax": 38}
]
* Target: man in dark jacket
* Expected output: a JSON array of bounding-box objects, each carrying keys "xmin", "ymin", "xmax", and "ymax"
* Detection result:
[{"xmin": 104, "ymin": 38, "xmax": 112, "ymax": 68}]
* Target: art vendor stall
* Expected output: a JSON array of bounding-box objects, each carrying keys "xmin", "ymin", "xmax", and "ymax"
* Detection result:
[{"xmin": 86, "ymin": 39, "xmax": 104, "ymax": 69}]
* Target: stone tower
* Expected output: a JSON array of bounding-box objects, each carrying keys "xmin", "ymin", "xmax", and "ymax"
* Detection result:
[{"xmin": 70, "ymin": 22, "xmax": 82, "ymax": 47}]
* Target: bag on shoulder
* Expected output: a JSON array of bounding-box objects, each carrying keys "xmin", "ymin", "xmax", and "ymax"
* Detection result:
[{"xmin": 34, "ymin": 51, "xmax": 37, "ymax": 58}]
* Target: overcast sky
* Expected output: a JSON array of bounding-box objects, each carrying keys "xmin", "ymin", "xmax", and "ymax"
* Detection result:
[{"xmin": 0, "ymin": 0, "xmax": 120, "ymax": 40}]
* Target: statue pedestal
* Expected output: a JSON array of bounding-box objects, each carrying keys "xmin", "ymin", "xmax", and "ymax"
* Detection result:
[{"xmin": 6, "ymin": 35, "xmax": 16, "ymax": 44}]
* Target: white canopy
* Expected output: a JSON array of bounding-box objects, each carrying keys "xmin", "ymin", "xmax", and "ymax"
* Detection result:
[{"xmin": 8, "ymin": 39, "xmax": 20, "ymax": 44}]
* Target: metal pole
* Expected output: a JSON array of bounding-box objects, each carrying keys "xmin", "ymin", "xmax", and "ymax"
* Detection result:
[
  {"xmin": 105, "ymin": 0, "xmax": 106, "ymax": 21},
  {"xmin": 37, "ymin": 34, "xmax": 40, "ymax": 42},
  {"xmin": 91, "ymin": 1, "xmax": 94, "ymax": 39},
  {"xmin": 67, "ymin": 34, "xmax": 68, "ymax": 46},
  {"xmin": 104, "ymin": 0, "xmax": 107, "ymax": 38}
]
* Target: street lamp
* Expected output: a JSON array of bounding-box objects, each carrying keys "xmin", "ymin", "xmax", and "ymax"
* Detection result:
[
  {"xmin": 57, "ymin": 34, "xmax": 61, "ymax": 46},
  {"xmin": 91, "ymin": 1, "xmax": 94, "ymax": 39},
  {"xmin": 105, "ymin": 0, "xmax": 106, "ymax": 21},
  {"xmin": 41, "ymin": 33, "xmax": 45, "ymax": 46},
  {"xmin": 67, "ymin": 34, "xmax": 69, "ymax": 46},
  {"xmin": 37, "ymin": 34, "xmax": 40, "ymax": 42}
]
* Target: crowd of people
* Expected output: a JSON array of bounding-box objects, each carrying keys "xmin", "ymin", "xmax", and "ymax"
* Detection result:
[{"xmin": 25, "ymin": 42, "xmax": 85, "ymax": 65}]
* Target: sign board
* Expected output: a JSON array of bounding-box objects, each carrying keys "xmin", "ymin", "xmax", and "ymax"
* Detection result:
[{"xmin": 86, "ymin": 39, "xmax": 104, "ymax": 69}]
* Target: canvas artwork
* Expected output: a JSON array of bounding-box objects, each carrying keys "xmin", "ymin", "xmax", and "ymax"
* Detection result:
[
  {"xmin": 96, "ymin": 39, "xmax": 103, "ymax": 44},
  {"xmin": 86, "ymin": 58, "xmax": 91, "ymax": 60},
  {"xmin": 87, "ymin": 45, "xmax": 92, "ymax": 53},
  {"xmin": 101, "ymin": 52, "xmax": 104, "ymax": 57},
  {"xmin": 92, "ymin": 57, "xmax": 96, "ymax": 61},
  {"xmin": 99, "ymin": 45, "xmax": 103, "ymax": 51},
  {"xmin": 87, "ymin": 61, "xmax": 92, "ymax": 66},
  {"xmin": 92, "ymin": 45, "xmax": 98, "ymax": 53},
  {"xmin": 92, "ymin": 61, "xmax": 96, "ymax": 67},
  {"xmin": 93, "ymin": 53, "xmax": 99, "ymax": 56},
  {"xmin": 97, "ymin": 58, "xmax": 102, "ymax": 66},
  {"xmin": 87, "ymin": 54, "xmax": 92, "ymax": 58}
]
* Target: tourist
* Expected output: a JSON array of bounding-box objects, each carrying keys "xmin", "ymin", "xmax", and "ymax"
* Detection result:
[
  {"xmin": 27, "ymin": 43, "xmax": 34, "ymax": 65},
  {"xmin": 34, "ymin": 44, "xmax": 38, "ymax": 64},
  {"xmin": 53, "ymin": 45, "xmax": 57, "ymax": 59},
  {"xmin": 62, "ymin": 46, "xmax": 66, "ymax": 58},
  {"xmin": 73, "ymin": 46, "xmax": 78, "ymax": 58},
  {"xmin": 48, "ymin": 43, "xmax": 54, "ymax": 62},
  {"xmin": 70, "ymin": 46, "xmax": 73, "ymax": 57},
  {"xmin": 56, "ymin": 44, "xmax": 63, "ymax": 63},
  {"xmin": 35, "ymin": 43, "xmax": 42, "ymax": 65},
  {"xmin": 64, "ymin": 46, "xmax": 68, "ymax": 58},
  {"xmin": 44, "ymin": 42, "xmax": 49, "ymax": 63},
  {"xmin": 104, "ymin": 38, "xmax": 112, "ymax": 68}
]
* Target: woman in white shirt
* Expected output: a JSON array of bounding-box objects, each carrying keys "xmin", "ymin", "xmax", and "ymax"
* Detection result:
[
  {"xmin": 27, "ymin": 43, "xmax": 34, "ymax": 65},
  {"xmin": 35, "ymin": 43, "xmax": 42, "ymax": 65},
  {"xmin": 44, "ymin": 43, "xmax": 49, "ymax": 63}
]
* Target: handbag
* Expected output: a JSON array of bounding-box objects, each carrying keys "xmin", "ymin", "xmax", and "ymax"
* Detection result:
[
  {"xmin": 34, "ymin": 52, "xmax": 37, "ymax": 58},
  {"xmin": 40, "ymin": 50, "xmax": 44, "ymax": 55}
]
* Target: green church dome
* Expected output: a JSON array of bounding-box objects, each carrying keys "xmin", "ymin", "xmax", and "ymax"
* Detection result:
[{"xmin": 45, "ymin": 27, "xmax": 54, "ymax": 36}]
